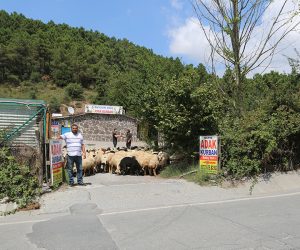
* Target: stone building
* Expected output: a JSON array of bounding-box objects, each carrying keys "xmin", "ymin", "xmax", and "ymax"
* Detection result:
[{"xmin": 52, "ymin": 113, "xmax": 139, "ymax": 143}]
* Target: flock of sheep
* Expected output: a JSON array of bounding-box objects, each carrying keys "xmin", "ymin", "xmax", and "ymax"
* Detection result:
[{"xmin": 65, "ymin": 147, "xmax": 170, "ymax": 177}]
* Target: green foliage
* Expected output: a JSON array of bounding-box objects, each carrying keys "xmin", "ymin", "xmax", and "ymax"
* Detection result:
[
  {"xmin": 49, "ymin": 96, "xmax": 61, "ymax": 112},
  {"xmin": 0, "ymin": 11, "xmax": 183, "ymax": 96},
  {"xmin": 160, "ymin": 164, "xmax": 218, "ymax": 186},
  {"xmin": 0, "ymin": 146, "xmax": 40, "ymax": 208},
  {"xmin": 219, "ymin": 71, "xmax": 300, "ymax": 178},
  {"xmin": 29, "ymin": 89, "xmax": 37, "ymax": 99},
  {"xmin": 142, "ymin": 67, "xmax": 218, "ymax": 151},
  {"xmin": 0, "ymin": 10, "xmax": 299, "ymax": 181},
  {"xmin": 288, "ymin": 49, "xmax": 300, "ymax": 74},
  {"xmin": 189, "ymin": 170, "xmax": 212, "ymax": 185},
  {"xmin": 160, "ymin": 161, "xmax": 194, "ymax": 178},
  {"xmin": 64, "ymin": 83, "xmax": 83, "ymax": 100},
  {"xmin": 29, "ymin": 71, "xmax": 41, "ymax": 83},
  {"xmin": 6, "ymin": 74, "xmax": 20, "ymax": 84}
]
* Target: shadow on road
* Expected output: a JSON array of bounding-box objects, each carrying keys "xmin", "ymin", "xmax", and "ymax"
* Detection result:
[{"xmin": 27, "ymin": 203, "xmax": 118, "ymax": 250}]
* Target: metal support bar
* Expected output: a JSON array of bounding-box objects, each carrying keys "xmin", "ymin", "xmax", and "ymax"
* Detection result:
[{"xmin": 1, "ymin": 106, "xmax": 45, "ymax": 144}]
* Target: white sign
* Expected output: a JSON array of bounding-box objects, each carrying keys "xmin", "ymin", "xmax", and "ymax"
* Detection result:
[
  {"xmin": 199, "ymin": 135, "xmax": 219, "ymax": 174},
  {"xmin": 52, "ymin": 113, "xmax": 63, "ymax": 117},
  {"xmin": 50, "ymin": 139, "xmax": 63, "ymax": 186},
  {"xmin": 85, "ymin": 104, "xmax": 124, "ymax": 115}
]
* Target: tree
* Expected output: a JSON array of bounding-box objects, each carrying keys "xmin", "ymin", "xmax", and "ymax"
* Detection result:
[
  {"xmin": 192, "ymin": 0, "xmax": 300, "ymax": 110},
  {"xmin": 0, "ymin": 45, "xmax": 9, "ymax": 82},
  {"xmin": 145, "ymin": 68, "xmax": 219, "ymax": 151},
  {"xmin": 288, "ymin": 49, "xmax": 300, "ymax": 74}
]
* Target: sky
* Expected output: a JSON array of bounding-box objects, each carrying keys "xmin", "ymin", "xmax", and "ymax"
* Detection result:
[{"xmin": 1, "ymin": 0, "xmax": 300, "ymax": 75}]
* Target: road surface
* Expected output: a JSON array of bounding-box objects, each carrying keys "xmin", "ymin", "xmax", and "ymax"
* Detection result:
[{"xmin": 1, "ymin": 172, "xmax": 300, "ymax": 249}]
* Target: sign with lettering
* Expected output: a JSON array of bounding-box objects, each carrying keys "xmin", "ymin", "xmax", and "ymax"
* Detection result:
[
  {"xmin": 85, "ymin": 104, "xmax": 124, "ymax": 115},
  {"xmin": 199, "ymin": 135, "xmax": 219, "ymax": 174},
  {"xmin": 50, "ymin": 139, "xmax": 63, "ymax": 186},
  {"xmin": 51, "ymin": 120, "xmax": 60, "ymax": 139}
]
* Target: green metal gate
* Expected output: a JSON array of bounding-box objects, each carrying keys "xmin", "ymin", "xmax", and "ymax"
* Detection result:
[{"xmin": 0, "ymin": 98, "xmax": 47, "ymax": 147}]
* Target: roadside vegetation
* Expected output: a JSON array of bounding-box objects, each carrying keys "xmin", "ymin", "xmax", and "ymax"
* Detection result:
[
  {"xmin": 0, "ymin": 10, "xmax": 299, "ymax": 183},
  {"xmin": 160, "ymin": 162, "xmax": 223, "ymax": 186},
  {"xmin": 0, "ymin": 145, "xmax": 40, "ymax": 209},
  {"xmin": 160, "ymin": 161, "xmax": 196, "ymax": 179}
]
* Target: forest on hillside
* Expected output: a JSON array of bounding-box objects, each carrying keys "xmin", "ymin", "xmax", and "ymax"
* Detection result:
[
  {"xmin": 0, "ymin": 11, "xmax": 184, "ymax": 111},
  {"xmin": 0, "ymin": 11, "xmax": 299, "ymax": 178}
]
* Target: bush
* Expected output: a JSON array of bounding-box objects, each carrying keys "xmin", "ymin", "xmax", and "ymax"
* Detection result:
[
  {"xmin": 29, "ymin": 89, "xmax": 37, "ymax": 99},
  {"xmin": 30, "ymin": 72, "xmax": 41, "ymax": 83},
  {"xmin": 7, "ymin": 74, "xmax": 20, "ymax": 85},
  {"xmin": 189, "ymin": 170, "xmax": 212, "ymax": 185},
  {"xmin": 49, "ymin": 97, "xmax": 61, "ymax": 112},
  {"xmin": 0, "ymin": 147, "xmax": 40, "ymax": 208},
  {"xmin": 215, "ymin": 71, "xmax": 300, "ymax": 179},
  {"xmin": 220, "ymin": 107, "xmax": 300, "ymax": 178},
  {"xmin": 160, "ymin": 161, "xmax": 195, "ymax": 178},
  {"xmin": 64, "ymin": 83, "xmax": 83, "ymax": 100}
]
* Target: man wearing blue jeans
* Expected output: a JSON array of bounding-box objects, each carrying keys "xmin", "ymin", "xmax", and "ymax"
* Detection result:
[{"xmin": 60, "ymin": 124, "xmax": 86, "ymax": 186}]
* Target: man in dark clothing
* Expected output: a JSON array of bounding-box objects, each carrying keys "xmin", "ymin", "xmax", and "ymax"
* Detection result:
[
  {"xmin": 112, "ymin": 128, "xmax": 119, "ymax": 148},
  {"xmin": 126, "ymin": 129, "xmax": 132, "ymax": 149}
]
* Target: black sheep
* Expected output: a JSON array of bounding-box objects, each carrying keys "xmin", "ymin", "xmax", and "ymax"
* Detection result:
[{"xmin": 119, "ymin": 157, "xmax": 141, "ymax": 175}]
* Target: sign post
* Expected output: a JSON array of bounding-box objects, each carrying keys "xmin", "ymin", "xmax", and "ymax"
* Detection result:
[
  {"xmin": 50, "ymin": 139, "xmax": 63, "ymax": 186},
  {"xmin": 199, "ymin": 135, "xmax": 219, "ymax": 174}
]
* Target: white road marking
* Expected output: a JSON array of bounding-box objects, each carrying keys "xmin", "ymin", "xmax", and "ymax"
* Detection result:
[
  {"xmin": 100, "ymin": 191, "xmax": 300, "ymax": 216},
  {"xmin": 86, "ymin": 181, "xmax": 174, "ymax": 189},
  {"xmin": 2, "ymin": 191, "xmax": 300, "ymax": 225},
  {"xmin": 0, "ymin": 219, "xmax": 48, "ymax": 226}
]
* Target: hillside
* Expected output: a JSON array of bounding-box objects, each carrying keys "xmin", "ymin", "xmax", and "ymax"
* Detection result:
[{"xmin": 0, "ymin": 10, "xmax": 186, "ymax": 115}]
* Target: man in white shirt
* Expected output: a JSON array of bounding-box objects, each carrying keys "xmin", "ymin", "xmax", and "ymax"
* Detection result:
[{"xmin": 60, "ymin": 124, "xmax": 86, "ymax": 186}]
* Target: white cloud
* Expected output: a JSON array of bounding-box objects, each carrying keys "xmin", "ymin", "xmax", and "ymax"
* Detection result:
[
  {"xmin": 170, "ymin": 0, "xmax": 183, "ymax": 10},
  {"xmin": 168, "ymin": 0, "xmax": 300, "ymax": 75},
  {"xmin": 168, "ymin": 17, "xmax": 214, "ymax": 65}
]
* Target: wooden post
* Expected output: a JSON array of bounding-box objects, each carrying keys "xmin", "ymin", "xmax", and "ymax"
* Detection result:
[{"xmin": 37, "ymin": 120, "xmax": 44, "ymax": 186}]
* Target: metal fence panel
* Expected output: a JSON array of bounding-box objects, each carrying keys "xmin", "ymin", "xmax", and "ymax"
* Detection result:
[{"xmin": 0, "ymin": 98, "xmax": 46, "ymax": 148}]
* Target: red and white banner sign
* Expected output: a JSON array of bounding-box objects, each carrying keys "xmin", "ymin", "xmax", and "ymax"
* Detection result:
[{"xmin": 199, "ymin": 135, "xmax": 219, "ymax": 173}]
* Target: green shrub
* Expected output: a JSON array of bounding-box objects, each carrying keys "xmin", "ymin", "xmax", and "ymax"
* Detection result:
[
  {"xmin": 189, "ymin": 170, "xmax": 212, "ymax": 185},
  {"xmin": 0, "ymin": 147, "xmax": 40, "ymax": 208},
  {"xmin": 7, "ymin": 74, "xmax": 20, "ymax": 85},
  {"xmin": 49, "ymin": 97, "xmax": 61, "ymax": 112},
  {"xmin": 30, "ymin": 72, "xmax": 41, "ymax": 83},
  {"xmin": 29, "ymin": 89, "xmax": 37, "ymax": 99},
  {"xmin": 65, "ymin": 83, "xmax": 83, "ymax": 100},
  {"xmin": 220, "ymin": 106, "xmax": 300, "ymax": 178},
  {"xmin": 160, "ymin": 161, "xmax": 196, "ymax": 178}
]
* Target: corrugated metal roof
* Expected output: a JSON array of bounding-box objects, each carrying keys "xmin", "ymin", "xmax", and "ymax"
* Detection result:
[{"xmin": 0, "ymin": 99, "xmax": 46, "ymax": 147}]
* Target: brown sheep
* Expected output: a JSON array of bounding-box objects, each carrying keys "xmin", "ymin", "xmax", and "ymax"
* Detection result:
[
  {"xmin": 109, "ymin": 154, "xmax": 125, "ymax": 174},
  {"xmin": 131, "ymin": 151, "xmax": 153, "ymax": 175},
  {"xmin": 102, "ymin": 152, "xmax": 115, "ymax": 173},
  {"xmin": 82, "ymin": 151, "xmax": 96, "ymax": 176},
  {"xmin": 94, "ymin": 148, "xmax": 106, "ymax": 172}
]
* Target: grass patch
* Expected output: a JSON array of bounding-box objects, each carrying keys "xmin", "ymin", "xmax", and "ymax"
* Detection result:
[
  {"xmin": 185, "ymin": 170, "xmax": 219, "ymax": 186},
  {"xmin": 160, "ymin": 161, "xmax": 196, "ymax": 178},
  {"xmin": 160, "ymin": 162, "xmax": 222, "ymax": 186}
]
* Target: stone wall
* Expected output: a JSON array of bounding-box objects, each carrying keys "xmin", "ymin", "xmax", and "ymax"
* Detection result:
[{"xmin": 54, "ymin": 113, "xmax": 138, "ymax": 142}]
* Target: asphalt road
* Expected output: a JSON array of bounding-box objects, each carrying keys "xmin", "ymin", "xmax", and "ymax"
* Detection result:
[{"xmin": 1, "ymin": 172, "xmax": 300, "ymax": 250}]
